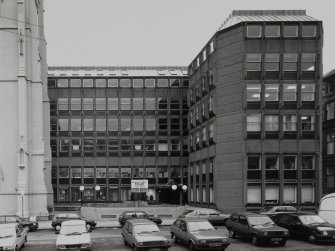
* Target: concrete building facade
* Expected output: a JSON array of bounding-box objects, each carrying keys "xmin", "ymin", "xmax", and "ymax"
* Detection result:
[
  {"xmin": 47, "ymin": 67, "xmax": 189, "ymax": 205},
  {"xmin": 0, "ymin": 0, "xmax": 52, "ymax": 217},
  {"xmin": 322, "ymin": 70, "xmax": 335, "ymax": 195},
  {"xmin": 188, "ymin": 10, "xmax": 323, "ymax": 212}
]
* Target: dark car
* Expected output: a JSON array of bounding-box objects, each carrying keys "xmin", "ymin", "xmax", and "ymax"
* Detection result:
[
  {"xmin": 261, "ymin": 206, "xmax": 298, "ymax": 219},
  {"xmin": 170, "ymin": 218, "xmax": 229, "ymax": 251},
  {"xmin": 272, "ymin": 213, "xmax": 335, "ymax": 243},
  {"xmin": 226, "ymin": 212, "xmax": 289, "ymax": 246},
  {"xmin": 121, "ymin": 219, "xmax": 170, "ymax": 251},
  {"xmin": 0, "ymin": 215, "xmax": 38, "ymax": 232},
  {"xmin": 51, "ymin": 213, "xmax": 97, "ymax": 231},
  {"xmin": 118, "ymin": 211, "xmax": 162, "ymax": 226},
  {"xmin": 179, "ymin": 209, "xmax": 230, "ymax": 226}
]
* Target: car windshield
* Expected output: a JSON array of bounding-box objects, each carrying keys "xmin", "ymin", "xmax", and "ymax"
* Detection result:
[
  {"xmin": 133, "ymin": 224, "xmax": 160, "ymax": 234},
  {"xmin": 286, "ymin": 207, "xmax": 297, "ymax": 212},
  {"xmin": 248, "ymin": 216, "xmax": 274, "ymax": 226},
  {"xmin": 182, "ymin": 210, "xmax": 194, "ymax": 216},
  {"xmin": 187, "ymin": 221, "xmax": 215, "ymax": 232},
  {"xmin": 60, "ymin": 224, "xmax": 87, "ymax": 235},
  {"xmin": 299, "ymin": 215, "xmax": 327, "ymax": 225},
  {"xmin": 0, "ymin": 228, "xmax": 15, "ymax": 238}
]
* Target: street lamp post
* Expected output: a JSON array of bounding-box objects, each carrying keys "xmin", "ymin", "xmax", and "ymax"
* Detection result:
[
  {"xmin": 171, "ymin": 184, "xmax": 187, "ymax": 205},
  {"xmin": 95, "ymin": 185, "xmax": 100, "ymax": 202},
  {"xmin": 79, "ymin": 186, "xmax": 84, "ymax": 206}
]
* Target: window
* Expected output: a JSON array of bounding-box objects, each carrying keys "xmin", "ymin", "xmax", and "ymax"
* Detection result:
[
  {"xmin": 158, "ymin": 98, "xmax": 167, "ymax": 110},
  {"xmin": 83, "ymin": 79, "xmax": 93, "ymax": 87},
  {"xmin": 133, "ymin": 98, "xmax": 143, "ymax": 110},
  {"xmin": 83, "ymin": 98, "xmax": 93, "ymax": 110},
  {"xmin": 133, "ymin": 167, "xmax": 143, "ymax": 178},
  {"xmin": 265, "ymin": 54, "xmax": 280, "ymax": 71},
  {"xmin": 202, "ymin": 50, "xmax": 207, "ymax": 61},
  {"xmin": 145, "ymin": 118, "xmax": 156, "ymax": 131},
  {"xmin": 246, "ymin": 84, "xmax": 261, "ymax": 102},
  {"xmin": 265, "ymin": 115, "xmax": 279, "ymax": 131},
  {"xmin": 120, "ymin": 118, "xmax": 131, "ymax": 131},
  {"xmin": 283, "ymin": 84, "xmax": 297, "ymax": 101},
  {"xmin": 302, "ymin": 25, "xmax": 317, "ymax": 37},
  {"xmin": 133, "ymin": 118, "xmax": 143, "ymax": 131},
  {"xmin": 96, "ymin": 79, "xmax": 106, "ymax": 87},
  {"xmin": 283, "ymin": 156, "xmax": 296, "ymax": 169},
  {"xmin": 109, "ymin": 167, "xmax": 119, "ymax": 178},
  {"xmin": 108, "ymin": 139, "xmax": 118, "ymax": 151},
  {"xmin": 265, "ymin": 185, "xmax": 279, "ymax": 203},
  {"xmin": 70, "ymin": 79, "xmax": 81, "ymax": 88},
  {"xmin": 119, "ymin": 79, "xmax": 131, "ymax": 87},
  {"xmin": 59, "ymin": 139, "xmax": 70, "ymax": 153},
  {"xmin": 133, "ymin": 79, "xmax": 143, "ymax": 88},
  {"xmin": 246, "ymin": 54, "xmax": 261, "ymax": 71},
  {"xmin": 96, "ymin": 98, "xmax": 106, "ymax": 110},
  {"xmin": 108, "ymin": 118, "xmax": 118, "ymax": 131},
  {"xmin": 301, "ymin": 185, "xmax": 314, "ymax": 203},
  {"xmin": 58, "ymin": 79, "xmax": 68, "ymax": 88},
  {"xmin": 96, "ymin": 139, "xmax": 106, "ymax": 152},
  {"xmin": 202, "ymin": 127, "xmax": 207, "ymax": 142},
  {"xmin": 170, "ymin": 79, "xmax": 180, "ymax": 87},
  {"xmin": 170, "ymin": 139, "xmax": 180, "ymax": 151},
  {"xmin": 83, "ymin": 139, "xmax": 93, "ymax": 154},
  {"xmin": 209, "ymin": 96, "xmax": 214, "ymax": 111},
  {"xmin": 157, "ymin": 78, "xmax": 168, "ymax": 87},
  {"xmin": 145, "ymin": 79, "xmax": 155, "ymax": 88},
  {"xmin": 96, "ymin": 118, "xmax": 106, "ymax": 131},
  {"xmin": 247, "ymin": 25, "xmax": 262, "ymax": 38},
  {"xmin": 283, "ymin": 115, "xmax": 297, "ymax": 131},
  {"xmin": 71, "ymin": 98, "xmax": 81, "ymax": 110},
  {"xmin": 265, "ymin": 25, "xmax": 280, "ymax": 37},
  {"xmin": 209, "ymin": 41, "xmax": 214, "ymax": 54},
  {"xmin": 283, "ymin": 25, "xmax": 298, "ymax": 37},
  {"xmin": 83, "ymin": 119, "xmax": 93, "ymax": 131},
  {"xmin": 120, "ymin": 139, "xmax": 131, "ymax": 151},
  {"xmin": 145, "ymin": 98, "xmax": 155, "ymax": 110},
  {"xmin": 58, "ymin": 98, "xmax": 68, "ymax": 110},
  {"xmin": 209, "ymin": 123, "xmax": 214, "ymax": 138},
  {"xmin": 108, "ymin": 98, "xmax": 118, "ymax": 110},
  {"xmin": 248, "ymin": 156, "xmax": 260, "ymax": 169},
  {"xmin": 58, "ymin": 119, "xmax": 69, "ymax": 131},
  {"xmin": 71, "ymin": 167, "xmax": 82, "ymax": 178},
  {"xmin": 108, "ymin": 79, "xmax": 118, "ymax": 87},
  {"xmin": 247, "ymin": 185, "xmax": 261, "ymax": 204},
  {"xmin": 145, "ymin": 140, "xmax": 156, "ymax": 152},
  {"xmin": 121, "ymin": 167, "xmax": 131, "ymax": 178},
  {"xmin": 283, "ymin": 185, "xmax": 297, "ymax": 203},
  {"xmin": 302, "ymin": 156, "xmax": 314, "ymax": 170},
  {"xmin": 209, "ymin": 69, "xmax": 214, "ymax": 85},
  {"xmin": 264, "ymin": 84, "xmax": 279, "ymax": 101},
  {"xmin": 71, "ymin": 139, "xmax": 81, "ymax": 153},
  {"xmin": 301, "ymin": 53, "xmax": 316, "ymax": 72},
  {"xmin": 48, "ymin": 79, "xmax": 56, "ymax": 88},
  {"xmin": 84, "ymin": 167, "xmax": 94, "ymax": 178},
  {"xmin": 201, "ymin": 102, "xmax": 205, "ymax": 117},
  {"xmin": 326, "ymin": 102, "xmax": 335, "ymax": 120},
  {"xmin": 247, "ymin": 114, "xmax": 261, "ymax": 131},
  {"xmin": 195, "ymin": 107, "xmax": 199, "ymax": 120},
  {"xmin": 327, "ymin": 168, "xmax": 334, "ymax": 188},
  {"xmin": 71, "ymin": 119, "xmax": 81, "ymax": 131},
  {"xmin": 266, "ymin": 156, "xmax": 278, "ymax": 170},
  {"xmin": 283, "ymin": 54, "xmax": 298, "ymax": 71},
  {"xmin": 195, "ymin": 131, "xmax": 200, "ymax": 144},
  {"xmin": 327, "ymin": 132, "xmax": 335, "ymax": 155},
  {"xmin": 59, "ymin": 168, "xmax": 69, "ymax": 178},
  {"xmin": 301, "ymin": 115, "xmax": 315, "ymax": 131},
  {"xmin": 120, "ymin": 98, "xmax": 131, "ymax": 110}
]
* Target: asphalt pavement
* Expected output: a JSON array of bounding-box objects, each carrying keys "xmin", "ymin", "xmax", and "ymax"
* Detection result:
[{"xmin": 23, "ymin": 226, "xmax": 335, "ymax": 251}]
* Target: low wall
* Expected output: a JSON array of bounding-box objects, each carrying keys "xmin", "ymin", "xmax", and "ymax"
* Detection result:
[{"xmin": 81, "ymin": 205, "xmax": 187, "ymax": 221}]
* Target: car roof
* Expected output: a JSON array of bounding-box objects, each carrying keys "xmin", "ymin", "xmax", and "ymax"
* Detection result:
[
  {"xmin": 278, "ymin": 212, "xmax": 315, "ymax": 216},
  {"xmin": 233, "ymin": 212, "xmax": 261, "ymax": 217},
  {"xmin": 178, "ymin": 218, "xmax": 211, "ymax": 223},
  {"xmin": 0, "ymin": 223, "xmax": 17, "ymax": 228},
  {"xmin": 61, "ymin": 220, "xmax": 86, "ymax": 226},
  {"xmin": 126, "ymin": 219, "xmax": 154, "ymax": 225}
]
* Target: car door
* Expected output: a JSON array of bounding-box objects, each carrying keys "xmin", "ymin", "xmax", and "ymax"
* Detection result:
[
  {"xmin": 178, "ymin": 220, "xmax": 189, "ymax": 243},
  {"xmin": 275, "ymin": 214, "xmax": 290, "ymax": 229},
  {"xmin": 289, "ymin": 216, "xmax": 305, "ymax": 238},
  {"xmin": 15, "ymin": 225, "xmax": 24, "ymax": 247},
  {"xmin": 172, "ymin": 219, "xmax": 182, "ymax": 239},
  {"xmin": 237, "ymin": 216, "xmax": 250, "ymax": 238},
  {"xmin": 123, "ymin": 222, "xmax": 133, "ymax": 245}
]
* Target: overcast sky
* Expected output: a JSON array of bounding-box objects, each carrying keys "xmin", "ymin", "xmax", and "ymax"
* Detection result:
[{"xmin": 44, "ymin": 0, "xmax": 334, "ymax": 73}]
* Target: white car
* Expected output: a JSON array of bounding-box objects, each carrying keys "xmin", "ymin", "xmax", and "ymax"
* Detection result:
[
  {"xmin": 56, "ymin": 220, "xmax": 92, "ymax": 251},
  {"xmin": 0, "ymin": 223, "xmax": 27, "ymax": 251}
]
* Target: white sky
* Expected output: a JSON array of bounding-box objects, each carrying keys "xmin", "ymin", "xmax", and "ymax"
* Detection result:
[{"xmin": 44, "ymin": 0, "xmax": 335, "ymax": 73}]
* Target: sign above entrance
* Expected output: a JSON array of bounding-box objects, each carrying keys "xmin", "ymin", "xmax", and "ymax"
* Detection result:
[{"xmin": 131, "ymin": 180, "xmax": 148, "ymax": 192}]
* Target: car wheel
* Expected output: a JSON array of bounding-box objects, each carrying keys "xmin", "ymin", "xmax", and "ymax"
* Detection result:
[
  {"xmin": 24, "ymin": 225, "xmax": 30, "ymax": 232},
  {"xmin": 278, "ymin": 240, "xmax": 286, "ymax": 247},
  {"xmin": 55, "ymin": 224, "xmax": 61, "ymax": 231},
  {"xmin": 189, "ymin": 241, "xmax": 196, "ymax": 251},
  {"xmin": 86, "ymin": 224, "xmax": 91, "ymax": 230},
  {"xmin": 308, "ymin": 235, "xmax": 317, "ymax": 243},
  {"xmin": 228, "ymin": 229, "xmax": 236, "ymax": 239},
  {"xmin": 15, "ymin": 246, "xmax": 19, "ymax": 251},
  {"xmin": 251, "ymin": 235, "xmax": 259, "ymax": 246}
]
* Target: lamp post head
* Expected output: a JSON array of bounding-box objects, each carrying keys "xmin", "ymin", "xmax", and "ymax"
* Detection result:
[
  {"xmin": 182, "ymin": 185, "xmax": 187, "ymax": 191},
  {"xmin": 79, "ymin": 186, "xmax": 85, "ymax": 191},
  {"xmin": 171, "ymin": 185, "xmax": 177, "ymax": 190},
  {"xmin": 95, "ymin": 185, "xmax": 101, "ymax": 191}
]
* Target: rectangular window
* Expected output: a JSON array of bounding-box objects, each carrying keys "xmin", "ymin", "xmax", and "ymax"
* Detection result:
[
  {"xmin": 248, "ymin": 156, "xmax": 260, "ymax": 169},
  {"xmin": 71, "ymin": 167, "xmax": 82, "ymax": 178},
  {"xmin": 108, "ymin": 98, "xmax": 118, "ymax": 110},
  {"xmin": 145, "ymin": 79, "xmax": 155, "ymax": 88},
  {"xmin": 266, "ymin": 156, "xmax": 278, "ymax": 170},
  {"xmin": 58, "ymin": 79, "xmax": 68, "ymax": 88},
  {"xmin": 283, "ymin": 185, "xmax": 297, "ymax": 203},
  {"xmin": 133, "ymin": 98, "xmax": 143, "ymax": 110},
  {"xmin": 119, "ymin": 79, "xmax": 131, "ymax": 87},
  {"xmin": 145, "ymin": 140, "xmax": 156, "ymax": 152},
  {"xmin": 108, "ymin": 139, "xmax": 119, "ymax": 152},
  {"xmin": 302, "ymin": 25, "xmax": 317, "ymax": 37},
  {"xmin": 247, "ymin": 185, "xmax": 261, "ymax": 204},
  {"xmin": 209, "ymin": 41, "xmax": 214, "ymax": 54},
  {"xmin": 95, "ymin": 98, "xmax": 106, "ymax": 110},
  {"xmin": 265, "ymin": 54, "xmax": 280, "ymax": 71},
  {"xmin": 247, "ymin": 25, "xmax": 262, "ymax": 38},
  {"xmin": 84, "ymin": 167, "xmax": 94, "ymax": 178},
  {"xmin": 83, "ymin": 98, "xmax": 93, "ymax": 110},
  {"xmin": 327, "ymin": 132, "xmax": 335, "ymax": 155},
  {"xmin": 283, "ymin": 84, "xmax": 297, "ymax": 101},
  {"xmin": 327, "ymin": 168, "xmax": 334, "ymax": 188},
  {"xmin": 170, "ymin": 79, "xmax": 180, "ymax": 87},
  {"xmin": 247, "ymin": 114, "xmax": 261, "ymax": 131},
  {"xmin": 70, "ymin": 79, "xmax": 81, "ymax": 88},
  {"xmin": 283, "ymin": 25, "xmax": 298, "ymax": 37},
  {"xmin": 120, "ymin": 98, "xmax": 131, "ymax": 110},
  {"xmin": 59, "ymin": 139, "xmax": 70, "ymax": 152},
  {"xmin": 301, "ymin": 84, "xmax": 315, "ymax": 101},
  {"xmin": 133, "ymin": 79, "xmax": 143, "ymax": 88},
  {"xmin": 58, "ymin": 98, "xmax": 68, "ymax": 110},
  {"xmin": 83, "ymin": 139, "xmax": 93, "ymax": 154},
  {"xmin": 264, "ymin": 84, "xmax": 279, "ymax": 101},
  {"xmin": 209, "ymin": 96, "xmax": 214, "ymax": 111},
  {"xmin": 133, "ymin": 140, "xmax": 143, "ymax": 151},
  {"xmin": 108, "ymin": 167, "xmax": 119, "ymax": 178},
  {"xmin": 96, "ymin": 139, "xmax": 106, "ymax": 152},
  {"xmin": 302, "ymin": 156, "xmax": 314, "ymax": 170},
  {"xmin": 157, "ymin": 78, "xmax": 168, "ymax": 87},
  {"xmin": 283, "ymin": 54, "xmax": 298, "ymax": 71},
  {"xmin": 96, "ymin": 167, "xmax": 107, "ymax": 178},
  {"xmin": 265, "ymin": 185, "xmax": 279, "ymax": 204},
  {"xmin": 283, "ymin": 115, "xmax": 297, "ymax": 131},
  {"xmin": 284, "ymin": 156, "xmax": 296, "ymax": 169},
  {"xmin": 108, "ymin": 79, "xmax": 118, "ymax": 87},
  {"xmin": 265, "ymin": 25, "xmax": 280, "ymax": 37},
  {"xmin": 301, "ymin": 53, "xmax": 316, "ymax": 72},
  {"xmin": 145, "ymin": 118, "xmax": 156, "ymax": 131},
  {"xmin": 108, "ymin": 118, "xmax": 118, "ymax": 131},
  {"xmin": 59, "ymin": 168, "xmax": 69, "ymax": 178},
  {"xmin": 71, "ymin": 119, "xmax": 81, "ymax": 131},
  {"xmin": 158, "ymin": 98, "xmax": 167, "ymax": 110},
  {"xmin": 71, "ymin": 98, "xmax": 81, "ymax": 110},
  {"xmin": 133, "ymin": 118, "xmax": 143, "ymax": 131},
  {"xmin": 145, "ymin": 98, "xmax": 155, "ymax": 110},
  {"xmin": 170, "ymin": 99, "xmax": 180, "ymax": 110},
  {"xmin": 265, "ymin": 115, "xmax": 279, "ymax": 131},
  {"xmin": 96, "ymin": 79, "xmax": 106, "ymax": 87},
  {"xmin": 246, "ymin": 54, "xmax": 261, "ymax": 71},
  {"xmin": 326, "ymin": 102, "xmax": 335, "ymax": 120},
  {"xmin": 301, "ymin": 185, "xmax": 314, "ymax": 203},
  {"xmin": 158, "ymin": 140, "xmax": 168, "ymax": 152},
  {"xmin": 83, "ymin": 119, "xmax": 93, "ymax": 131},
  {"xmin": 301, "ymin": 115, "xmax": 315, "ymax": 131},
  {"xmin": 83, "ymin": 79, "xmax": 93, "ymax": 88},
  {"xmin": 209, "ymin": 123, "xmax": 214, "ymax": 138},
  {"xmin": 120, "ymin": 118, "xmax": 131, "ymax": 131},
  {"xmin": 71, "ymin": 139, "xmax": 81, "ymax": 153},
  {"xmin": 247, "ymin": 84, "xmax": 261, "ymax": 102},
  {"xmin": 96, "ymin": 118, "xmax": 106, "ymax": 131}
]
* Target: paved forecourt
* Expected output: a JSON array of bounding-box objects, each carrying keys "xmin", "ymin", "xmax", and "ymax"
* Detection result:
[{"xmin": 24, "ymin": 227, "xmax": 335, "ymax": 251}]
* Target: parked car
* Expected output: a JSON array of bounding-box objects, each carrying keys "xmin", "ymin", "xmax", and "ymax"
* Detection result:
[
  {"xmin": 170, "ymin": 218, "xmax": 230, "ymax": 251},
  {"xmin": 178, "ymin": 209, "xmax": 230, "ymax": 226},
  {"xmin": 118, "ymin": 211, "xmax": 162, "ymax": 226},
  {"xmin": 51, "ymin": 213, "xmax": 97, "ymax": 231},
  {"xmin": 121, "ymin": 219, "xmax": 170, "ymax": 251},
  {"xmin": 261, "ymin": 206, "xmax": 298, "ymax": 219},
  {"xmin": 226, "ymin": 212, "xmax": 289, "ymax": 246},
  {"xmin": 0, "ymin": 223, "xmax": 27, "ymax": 251},
  {"xmin": 56, "ymin": 220, "xmax": 92, "ymax": 251},
  {"xmin": 272, "ymin": 212, "xmax": 335, "ymax": 243},
  {"xmin": 0, "ymin": 215, "xmax": 38, "ymax": 232},
  {"xmin": 319, "ymin": 193, "xmax": 335, "ymax": 224}
]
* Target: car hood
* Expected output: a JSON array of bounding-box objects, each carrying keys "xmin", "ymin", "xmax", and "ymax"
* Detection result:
[
  {"xmin": 191, "ymin": 231, "xmax": 227, "ymax": 239},
  {"xmin": 134, "ymin": 233, "xmax": 167, "ymax": 242},
  {"xmin": 252, "ymin": 225, "xmax": 286, "ymax": 231},
  {"xmin": 0, "ymin": 237, "xmax": 16, "ymax": 246},
  {"xmin": 309, "ymin": 223, "xmax": 335, "ymax": 231},
  {"xmin": 56, "ymin": 233, "xmax": 91, "ymax": 245}
]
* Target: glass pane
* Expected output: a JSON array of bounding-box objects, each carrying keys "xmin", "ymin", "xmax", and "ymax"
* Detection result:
[
  {"xmin": 58, "ymin": 79, "xmax": 68, "ymax": 88},
  {"xmin": 58, "ymin": 98, "xmax": 68, "ymax": 110},
  {"xmin": 70, "ymin": 79, "xmax": 81, "ymax": 87},
  {"xmin": 283, "ymin": 25, "xmax": 298, "ymax": 37},
  {"xmin": 83, "ymin": 119, "xmax": 93, "ymax": 131},
  {"xmin": 157, "ymin": 79, "xmax": 168, "ymax": 87},
  {"xmin": 120, "ymin": 118, "xmax": 131, "ymax": 131},
  {"xmin": 133, "ymin": 118, "xmax": 143, "ymax": 131},
  {"xmin": 145, "ymin": 98, "xmax": 155, "ymax": 110},
  {"xmin": 83, "ymin": 98, "xmax": 93, "ymax": 110},
  {"xmin": 247, "ymin": 25, "xmax": 262, "ymax": 37},
  {"xmin": 108, "ymin": 79, "xmax": 118, "ymax": 87},
  {"xmin": 96, "ymin": 118, "xmax": 106, "ymax": 131},
  {"xmin": 59, "ymin": 119, "xmax": 68, "ymax": 131},
  {"xmin": 120, "ymin": 79, "xmax": 131, "ymax": 87},
  {"xmin": 71, "ymin": 119, "xmax": 81, "ymax": 131},
  {"xmin": 108, "ymin": 118, "xmax": 118, "ymax": 131},
  {"xmin": 71, "ymin": 98, "xmax": 81, "ymax": 110},
  {"xmin": 133, "ymin": 79, "xmax": 143, "ymax": 88},
  {"xmin": 146, "ymin": 118, "xmax": 156, "ymax": 131},
  {"xmin": 265, "ymin": 25, "xmax": 280, "ymax": 37},
  {"xmin": 133, "ymin": 98, "xmax": 143, "ymax": 110},
  {"xmin": 96, "ymin": 98, "xmax": 106, "ymax": 110},
  {"xmin": 83, "ymin": 79, "xmax": 93, "ymax": 87},
  {"xmin": 302, "ymin": 25, "xmax": 317, "ymax": 37},
  {"xmin": 284, "ymin": 156, "xmax": 296, "ymax": 169},
  {"xmin": 145, "ymin": 79, "xmax": 155, "ymax": 88},
  {"xmin": 120, "ymin": 98, "xmax": 131, "ymax": 110},
  {"xmin": 96, "ymin": 79, "xmax": 106, "ymax": 87},
  {"xmin": 108, "ymin": 98, "xmax": 118, "ymax": 110}
]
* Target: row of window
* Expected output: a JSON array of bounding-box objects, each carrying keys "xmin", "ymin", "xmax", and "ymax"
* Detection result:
[
  {"xmin": 189, "ymin": 71, "xmax": 215, "ymax": 102},
  {"xmin": 191, "ymin": 41, "xmax": 215, "ymax": 72},
  {"xmin": 49, "ymin": 78, "xmax": 189, "ymax": 88},
  {"xmin": 189, "ymin": 96, "xmax": 214, "ymax": 124},
  {"xmin": 247, "ymin": 114, "xmax": 316, "ymax": 132},
  {"xmin": 247, "ymin": 184, "xmax": 314, "ymax": 204},
  {"xmin": 53, "ymin": 98, "xmax": 186, "ymax": 112},
  {"xmin": 246, "ymin": 24, "xmax": 318, "ymax": 38},
  {"xmin": 189, "ymin": 186, "xmax": 214, "ymax": 204},
  {"xmin": 190, "ymin": 122, "xmax": 214, "ymax": 148},
  {"xmin": 248, "ymin": 155, "xmax": 315, "ymax": 170}
]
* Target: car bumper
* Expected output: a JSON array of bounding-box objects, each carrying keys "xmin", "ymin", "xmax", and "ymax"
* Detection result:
[
  {"xmin": 194, "ymin": 243, "xmax": 230, "ymax": 250},
  {"xmin": 315, "ymin": 234, "xmax": 335, "ymax": 242},
  {"xmin": 57, "ymin": 247, "xmax": 91, "ymax": 251},
  {"xmin": 137, "ymin": 244, "xmax": 171, "ymax": 251},
  {"xmin": 259, "ymin": 236, "xmax": 288, "ymax": 244}
]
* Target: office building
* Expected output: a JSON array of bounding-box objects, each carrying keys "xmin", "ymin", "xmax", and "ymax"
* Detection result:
[
  {"xmin": 323, "ymin": 70, "xmax": 335, "ymax": 194},
  {"xmin": 0, "ymin": 0, "xmax": 52, "ymax": 217},
  {"xmin": 188, "ymin": 10, "xmax": 323, "ymax": 212},
  {"xmin": 48, "ymin": 67, "xmax": 189, "ymax": 205}
]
